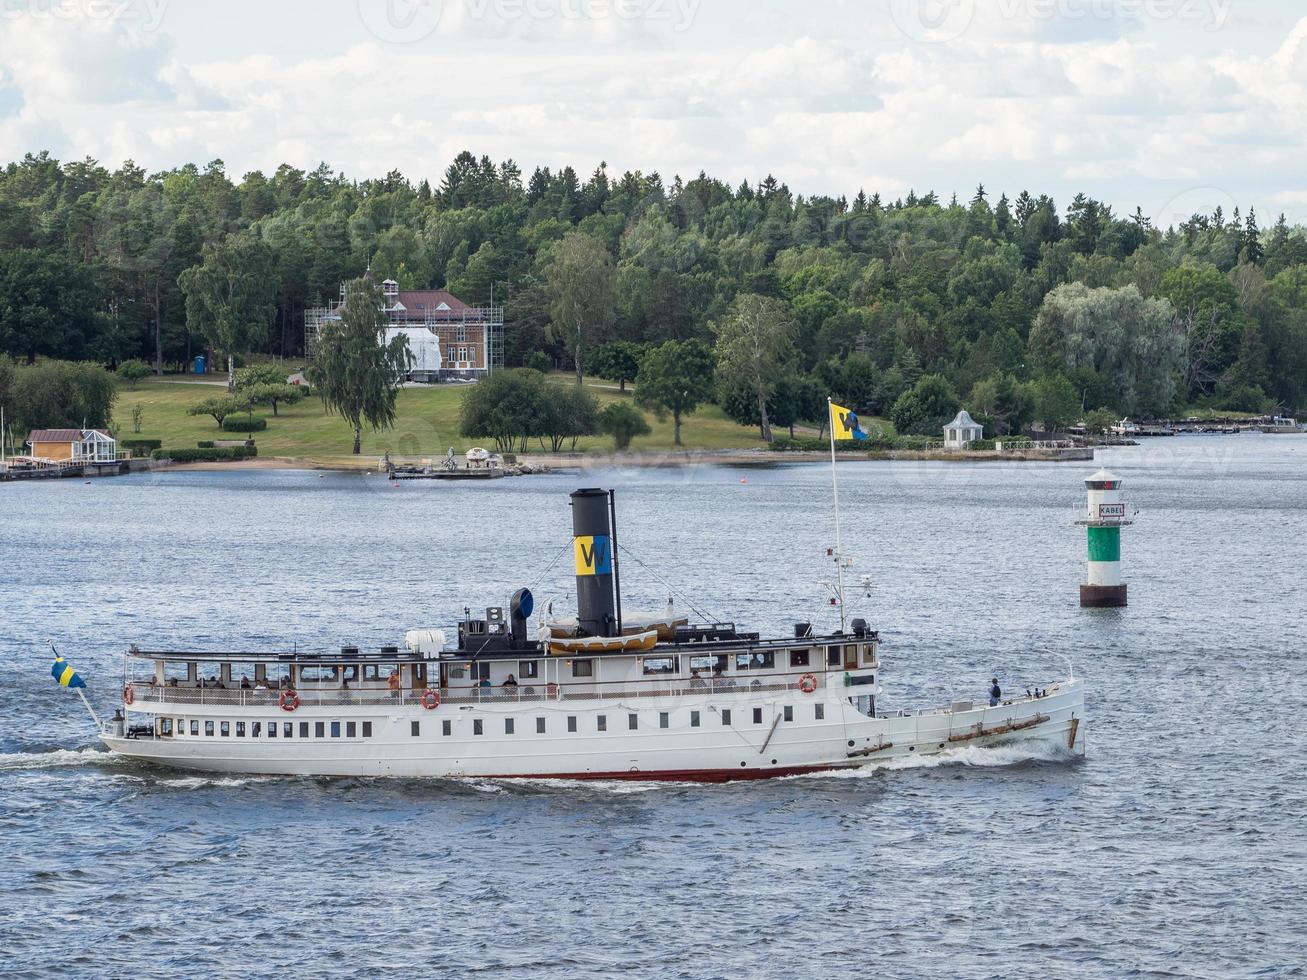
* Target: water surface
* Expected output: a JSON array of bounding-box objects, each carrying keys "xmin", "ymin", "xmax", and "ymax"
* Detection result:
[{"xmin": 2, "ymin": 436, "xmax": 1304, "ymax": 977}]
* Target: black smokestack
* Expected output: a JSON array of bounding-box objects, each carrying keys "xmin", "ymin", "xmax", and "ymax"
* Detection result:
[{"xmin": 571, "ymin": 488, "xmax": 617, "ymax": 637}]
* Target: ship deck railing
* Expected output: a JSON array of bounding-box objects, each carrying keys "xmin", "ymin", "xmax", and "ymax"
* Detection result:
[{"xmin": 123, "ymin": 675, "xmax": 854, "ymax": 709}]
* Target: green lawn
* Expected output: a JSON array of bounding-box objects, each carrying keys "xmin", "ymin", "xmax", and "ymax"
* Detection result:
[{"xmin": 114, "ymin": 376, "xmax": 774, "ymax": 464}]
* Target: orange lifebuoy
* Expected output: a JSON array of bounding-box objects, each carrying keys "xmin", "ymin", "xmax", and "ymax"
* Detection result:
[
  {"xmin": 546, "ymin": 682, "xmax": 559, "ymax": 699},
  {"xmin": 123, "ymin": 685, "xmax": 134, "ymax": 705},
  {"xmin": 798, "ymin": 673, "xmax": 818, "ymax": 694},
  {"xmin": 421, "ymin": 689, "xmax": 440, "ymax": 710},
  {"xmin": 279, "ymin": 690, "xmax": 301, "ymax": 712}
]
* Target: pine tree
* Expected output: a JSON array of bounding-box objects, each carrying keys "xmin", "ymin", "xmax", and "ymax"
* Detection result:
[
  {"xmin": 1243, "ymin": 207, "xmax": 1264, "ymax": 264},
  {"xmin": 1015, "ymin": 190, "xmax": 1035, "ymax": 226},
  {"xmin": 995, "ymin": 194, "xmax": 1013, "ymax": 238},
  {"xmin": 526, "ymin": 167, "xmax": 550, "ymax": 204}
]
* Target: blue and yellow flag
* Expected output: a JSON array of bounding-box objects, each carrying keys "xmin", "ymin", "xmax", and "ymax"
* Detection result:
[
  {"xmin": 830, "ymin": 402, "xmax": 869, "ymax": 441},
  {"xmin": 51, "ymin": 654, "xmax": 87, "ymax": 689}
]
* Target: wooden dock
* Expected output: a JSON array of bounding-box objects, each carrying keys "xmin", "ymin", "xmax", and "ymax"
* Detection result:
[
  {"xmin": 1, "ymin": 459, "xmax": 132, "ymax": 481},
  {"xmin": 388, "ymin": 467, "xmax": 509, "ymax": 481}
]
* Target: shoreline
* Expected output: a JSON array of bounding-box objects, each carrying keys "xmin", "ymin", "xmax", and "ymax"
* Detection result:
[{"xmin": 154, "ymin": 445, "xmax": 1096, "ymax": 474}]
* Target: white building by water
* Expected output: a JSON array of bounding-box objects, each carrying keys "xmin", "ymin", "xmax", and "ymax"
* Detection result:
[{"xmin": 943, "ymin": 410, "xmax": 984, "ymax": 449}]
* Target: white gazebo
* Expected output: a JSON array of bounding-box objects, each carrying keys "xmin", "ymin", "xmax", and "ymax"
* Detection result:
[{"xmin": 943, "ymin": 410, "xmax": 984, "ymax": 450}]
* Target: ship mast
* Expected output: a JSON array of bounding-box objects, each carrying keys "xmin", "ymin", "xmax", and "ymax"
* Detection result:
[{"xmin": 826, "ymin": 398, "xmax": 848, "ymax": 633}]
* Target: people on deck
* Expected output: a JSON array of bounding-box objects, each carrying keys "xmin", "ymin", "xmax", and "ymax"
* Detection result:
[
  {"xmin": 240, "ymin": 676, "xmax": 251, "ymax": 689},
  {"xmin": 989, "ymin": 678, "xmax": 1002, "ymax": 707},
  {"xmin": 689, "ymin": 669, "xmax": 706, "ymax": 689},
  {"xmin": 503, "ymin": 674, "xmax": 519, "ymax": 690}
]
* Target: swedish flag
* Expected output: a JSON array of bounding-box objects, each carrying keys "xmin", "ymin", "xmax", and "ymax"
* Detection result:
[
  {"xmin": 51, "ymin": 654, "xmax": 87, "ymax": 689},
  {"xmin": 830, "ymin": 402, "xmax": 869, "ymax": 441}
]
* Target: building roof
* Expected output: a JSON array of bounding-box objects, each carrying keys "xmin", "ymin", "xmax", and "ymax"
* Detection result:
[
  {"xmin": 27, "ymin": 428, "xmax": 113, "ymax": 444},
  {"xmin": 944, "ymin": 410, "xmax": 983, "ymax": 432},
  {"xmin": 396, "ymin": 290, "xmax": 470, "ymax": 314}
]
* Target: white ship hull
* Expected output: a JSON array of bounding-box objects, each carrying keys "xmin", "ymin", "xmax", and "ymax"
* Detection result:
[{"xmin": 103, "ymin": 679, "xmax": 1085, "ymax": 782}]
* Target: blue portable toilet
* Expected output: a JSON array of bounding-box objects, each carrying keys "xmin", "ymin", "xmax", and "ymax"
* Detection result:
[{"xmin": 193, "ymin": 355, "xmax": 206, "ymax": 375}]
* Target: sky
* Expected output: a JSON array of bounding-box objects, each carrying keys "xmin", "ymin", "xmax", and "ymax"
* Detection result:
[{"xmin": 1, "ymin": 0, "xmax": 1306, "ymax": 225}]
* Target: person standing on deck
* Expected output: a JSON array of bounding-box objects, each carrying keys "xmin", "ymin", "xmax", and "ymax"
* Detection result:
[{"xmin": 989, "ymin": 678, "xmax": 1002, "ymax": 706}]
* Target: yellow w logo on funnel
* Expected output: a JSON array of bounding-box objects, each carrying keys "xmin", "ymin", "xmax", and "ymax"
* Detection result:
[{"xmin": 574, "ymin": 535, "xmax": 612, "ymax": 576}]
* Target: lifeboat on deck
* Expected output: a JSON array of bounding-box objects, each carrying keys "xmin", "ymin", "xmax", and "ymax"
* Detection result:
[{"xmin": 547, "ymin": 629, "xmax": 660, "ymax": 656}]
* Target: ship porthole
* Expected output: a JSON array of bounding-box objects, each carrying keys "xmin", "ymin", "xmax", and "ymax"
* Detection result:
[
  {"xmin": 908, "ymin": 746, "xmax": 915, "ymax": 751},
  {"xmin": 740, "ymin": 761, "xmax": 747, "ymax": 767},
  {"xmin": 847, "ymin": 740, "xmax": 855, "ymax": 747},
  {"xmin": 770, "ymin": 759, "xmax": 777, "ymax": 765}
]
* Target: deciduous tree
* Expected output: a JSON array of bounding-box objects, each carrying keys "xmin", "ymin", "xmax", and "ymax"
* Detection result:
[
  {"xmin": 178, "ymin": 234, "xmax": 279, "ymax": 391},
  {"xmin": 711, "ymin": 294, "xmax": 795, "ymax": 442},
  {"xmin": 634, "ymin": 339, "xmax": 715, "ymax": 448},
  {"xmin": 543, "ymin": 231, "xmax": 616, "ymax": 385},
  {"xmin": 599, "ymin": 402, "xmax": 651, "ymax": 451},
  {"xmin": 308, "ymin": 277, "xmax": 411, "ymax": 454}
]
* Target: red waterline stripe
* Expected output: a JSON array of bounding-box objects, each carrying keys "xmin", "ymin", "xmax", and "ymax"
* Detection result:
[{"xmin": 479, "ymin": 763, "xmax": 850, "ymax": 783}]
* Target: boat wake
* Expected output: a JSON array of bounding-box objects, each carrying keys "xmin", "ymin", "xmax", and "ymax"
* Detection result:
[
  {"xmin": 806, "ymin": 740, "xmax": 1082, "ymax": 779},
  {"xmin": 0, "ymin": 747, "xmax": 121, "ymax": 772}
]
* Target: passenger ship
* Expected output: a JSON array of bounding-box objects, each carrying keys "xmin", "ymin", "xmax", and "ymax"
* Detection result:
[{"xmin": 101, "ymin": 489, "xmax": 1086, "ymax": 781}]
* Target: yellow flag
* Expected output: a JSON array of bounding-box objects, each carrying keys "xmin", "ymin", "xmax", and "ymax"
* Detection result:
[{"xmin": 830, "ymin": 402, "xmax": 869, "ymax": 441}]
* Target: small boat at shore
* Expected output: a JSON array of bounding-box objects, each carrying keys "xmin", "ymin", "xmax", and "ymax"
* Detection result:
[{"xmin": 1259, "ymin": 416, "xmax": 1304, "ymax": 434}]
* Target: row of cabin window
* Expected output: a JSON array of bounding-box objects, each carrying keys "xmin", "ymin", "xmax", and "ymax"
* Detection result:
[
  {"xmin": 166, "ymin": 718, "xmax": 374, "ymax": 739},
  {"xmin": 454, "ymin": 648, "xmax": 857, "ymax": 683},
  {"xmin": 163, "ymin": 704, "xmax": 832, "ymax": 740},
  {"xmin": 432, "ymin": 703, "xmax": 825, "ymax": 737}
]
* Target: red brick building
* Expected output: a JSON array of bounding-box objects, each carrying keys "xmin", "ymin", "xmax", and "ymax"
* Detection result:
[{"xmin": 306, "ymin": 279, "xmax": 504, "ymax": 382}]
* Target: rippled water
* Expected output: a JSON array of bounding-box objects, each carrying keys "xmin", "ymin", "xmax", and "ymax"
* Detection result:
[{"xmin": 2, "ymin": 437, "xmax": 1305, "ymax": 977}]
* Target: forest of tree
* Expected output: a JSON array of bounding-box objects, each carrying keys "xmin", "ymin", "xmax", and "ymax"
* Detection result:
[{"xmin": 2, "ymin": 149, "xmax": 1306, "ymax": 438}]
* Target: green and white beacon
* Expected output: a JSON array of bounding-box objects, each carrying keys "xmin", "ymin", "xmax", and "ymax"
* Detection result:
[{"xmin": 1076, "ymin": 468, "xmax": 1133, "ymax": 608}]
